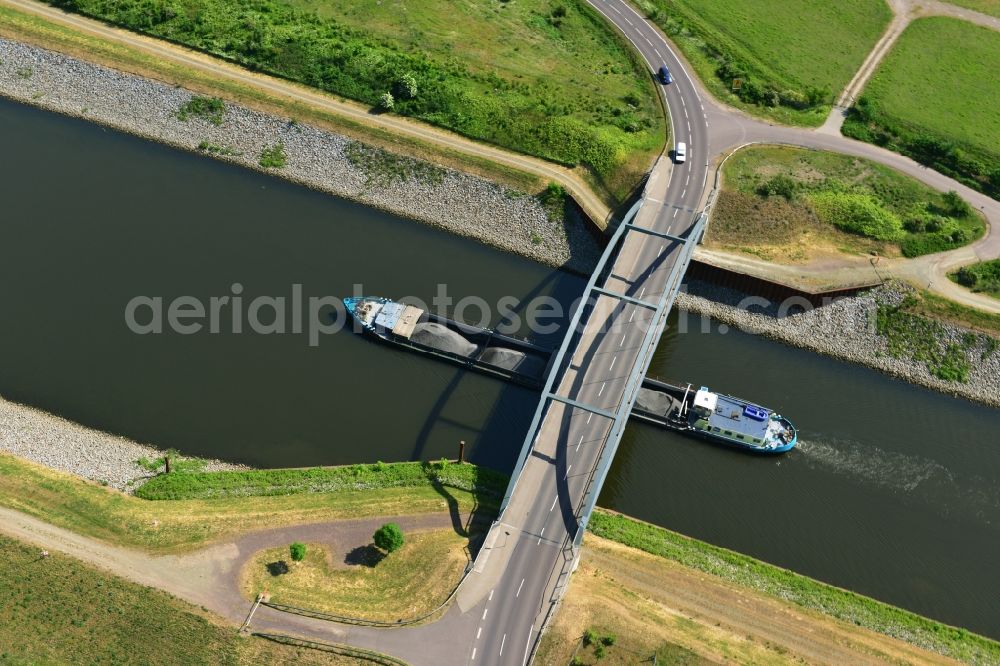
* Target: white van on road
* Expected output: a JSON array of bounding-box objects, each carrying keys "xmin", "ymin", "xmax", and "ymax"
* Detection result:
[{"xmin": 675, "ymin": 141, "xmax": 687, "ymax": 163}]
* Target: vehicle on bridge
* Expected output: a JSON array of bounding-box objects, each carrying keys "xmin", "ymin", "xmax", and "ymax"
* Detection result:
[{"xmin": 674, "ymin": 141, "xmax": 687, "ymax": 163}]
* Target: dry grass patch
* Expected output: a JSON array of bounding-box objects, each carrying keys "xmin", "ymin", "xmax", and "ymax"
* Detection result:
[{"xmin": 242, "ymin": 530, "xmax": 469, "ymax": 621}]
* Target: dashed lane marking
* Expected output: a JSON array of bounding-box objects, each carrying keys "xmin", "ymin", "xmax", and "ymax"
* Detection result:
[{"xmin": 516, "ymin": 578, "xmax": 525, "ymax": 597}]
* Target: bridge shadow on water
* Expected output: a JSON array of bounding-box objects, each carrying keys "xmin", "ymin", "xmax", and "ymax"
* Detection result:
[{"xmin": 400, "ymin": 265, "xmax": 586, "ymax": 548}]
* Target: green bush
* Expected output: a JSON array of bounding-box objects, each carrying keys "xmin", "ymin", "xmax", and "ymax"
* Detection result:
[
  {"xmin": 177, "ymin": 96, "xmax": 225, "ymax": 125},
  {"xmin": 757, "ymin": 174, "xmax": 797, "ymax": 200},
  {"xmin": 378, "ymin": 91, "xmax": 395, "ymax": 111},
  {"xmin": 952, "ymin": 259, "xmax": 1000, "ymax": 296},
  {"xmin": 809, "ymin": 191, "xmax": 903, "ymax": 241},
  {"xmin": 289, "ymin": 542, "xmax": 306, "ymax": 561},
  {"xmin": 373, "ymin": 523, "xmax": 404, "ymax": 553},
  {"xmin": 258, "ymin": 142, "xmax": 287, "ymax": 169}
]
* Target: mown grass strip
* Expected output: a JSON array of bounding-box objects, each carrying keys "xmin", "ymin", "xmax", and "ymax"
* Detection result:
[
  {"xmin": 588, "ymin": 509, "xmax": 1000, "ymax": 664},
  {"xmin": 0, "ymin": 454, "xmax": 500, "ymax": 551},
  {"xmin": 136, "ymin": 459, "xmax": 507, "ymax": 500}
]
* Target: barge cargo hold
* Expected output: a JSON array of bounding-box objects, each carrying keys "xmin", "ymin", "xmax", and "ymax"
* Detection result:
[{"xmin": 344, "ymin": 296, "xmax": 796, "ymax": 453}]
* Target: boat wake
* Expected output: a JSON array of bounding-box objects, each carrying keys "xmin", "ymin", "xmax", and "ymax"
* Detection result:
[{"xmin": 796, "ymin": 436, "xmax": 1000, "ymax": 522}]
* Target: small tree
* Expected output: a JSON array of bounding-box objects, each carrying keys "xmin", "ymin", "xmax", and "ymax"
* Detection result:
[
  {"xmin": 373, "ymin": 523, "xmax": 404, "ymax": 553},
  {"xmin": 379, "ymin": 91, "xmax": 395, "ymax": 111},
  {"xmin": 289, "ymin": 542, "xmax": 306, "ymax": 562}
]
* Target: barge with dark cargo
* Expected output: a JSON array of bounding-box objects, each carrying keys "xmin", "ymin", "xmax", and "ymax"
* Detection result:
[{"xmin": 344, "ymin": 296, "xmax": 796, "ymax": 453}]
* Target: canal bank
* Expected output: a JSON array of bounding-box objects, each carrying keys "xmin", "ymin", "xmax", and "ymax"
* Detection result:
[{"xmin": 0, "ymin": 37, "xmax": 601, "ymax": 272}]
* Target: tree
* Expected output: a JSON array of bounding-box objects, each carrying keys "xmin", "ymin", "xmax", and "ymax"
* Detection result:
[
  {"xmin": 373, "ymin": 523, "xmax": 404, "ymax": 553},
  {"xmin": 379, "ymin": 91, "xmax": 395, "ymax": 111},
  {"xmin": 289, "ymin": 542, "xmax": 306, "ymax": 562}
]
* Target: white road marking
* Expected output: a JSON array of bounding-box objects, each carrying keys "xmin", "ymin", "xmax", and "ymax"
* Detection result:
[
  {"xmin": 500, "ymin": 634, "xmax": 507, "ymax": 657},
  {"xmin": 587, "ymin": 412, "xmax": 593, "ymax": 424},
  {"xmin": 516, "ymin": 578, "xmax": 525, "ymax": 597},
  {"xmin": 482, "ymin": 608, "xmax": 489, "ymax": 620},
  {"xmin": 598, "ymin": 382, "xmax": 606, "ymax": 396},
  {"xmin": 657, "ymin": 246, "xmax": 663, "ymax": 257},
  {"xmin": 654, "ymin": 49, "xmax": 663, "ymax": 60},
  {"xmin": 629, "ymin": 309, "xmax": 636, "ymax": 322},
  {"xmin": 620, "ymin": 333, "xmax": 627, "ymax": 347},
  {"xmin": 477, "ymin": 627, "xmax": 482, "ymax": 639},
  {"xmin": 576, "ymin": 434, "xmax": 584, "ymax": 452},
  {"xmin": 537, "ymin": 527, "xmax": 546, "ymax": 545},
  {"xmin": 673, "ymin": 208, "xmax": 679, "ymax": 218},
  {"xmin": 640, "ymin": 287, "xmax": 646, "ymax": 298},
  {"xmin": 565, "ymin": 465, "xmax": 572, "ymax": 479},
  {"xmin": 609, "ymin": 356, "xmax": 617, "ymax": 370},
  {"xmin": 523, "ymin": 631, "xmax": 533, "ymax": 666},
  {"xmin": 680, "ymin": 96, "xmax": 685, "ymax": 107},
  {"xmin": 681, "ymin": 188, "xmax": 687, "ymax": 197},
  {"xmin": 472, "ymin": 647, "xmax": 476, "ymax": 660},
  {"xmin": 644, "ymin": 36, "xmax": 652, "ymax": 47},
  {"xmin": 550, "ymin": 495, "xmax": 558, "ymax": 511},
  {"xmin": 685, "ymin": 174, "xmax": 690, "ymax": 186},
  {"xmin": 489, "ymin": 589, "xmax": 494, "ymax": 601}
]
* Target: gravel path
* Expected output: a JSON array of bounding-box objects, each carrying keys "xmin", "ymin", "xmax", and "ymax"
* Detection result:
[
  {"xmin": 677, "ymin": 280, "xmax": 1000, "ymax": 407},
  {"xmin": 0, "ymin": 38, "xmax": 601, "ymax": 272},
  {"xmin": 0, "ymin": 396, "xmax": 242, "ymax": 490}
]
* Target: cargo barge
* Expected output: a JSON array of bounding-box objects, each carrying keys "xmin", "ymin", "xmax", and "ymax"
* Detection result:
[{"xmin": 344, "ymin": 296, "xmax": 796, "ymax": 453}]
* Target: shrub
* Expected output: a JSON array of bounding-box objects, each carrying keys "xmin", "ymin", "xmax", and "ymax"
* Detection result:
[
  {"xmin": 373, "ymin": 523, "xmax": 404, "ymax": 553},
  {"xmin": 809, "ymin": 191, "xmax": 903, "ymax": 241},
  {"xmin": 258, "ymin": 142, "xmax": 287, "ymax": 169},
  {"xmin": 177, "ymin": 96, "xmax": 225, "ymax": 125},
  {"xmin": 397, "ymin": 73, "xmax": 418, "ymax": 99},
  {"xmin": 757, "ymin": 174, "xmax": 797, "ymax": 200},
  {"xmin": 289, "ymin": 542, "xmax": 306, "ymax": 562},
  {"xmin": 379, "ymin": 91, "xmax": 395, "ymax": 111}
]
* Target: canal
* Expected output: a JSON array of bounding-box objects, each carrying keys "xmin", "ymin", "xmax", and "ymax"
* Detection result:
[{"xmin": 2, "ymin": 98, "xmax": 998, "ymax": 638}]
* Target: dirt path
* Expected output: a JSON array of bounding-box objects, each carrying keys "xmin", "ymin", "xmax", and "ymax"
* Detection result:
[{"xmin": 0, "ymin": 0, "xmax": 613, "ymax": 227}]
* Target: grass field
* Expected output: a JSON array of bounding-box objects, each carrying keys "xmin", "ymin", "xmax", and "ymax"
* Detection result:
[
  {"xmin": 0, "ymin": 534, "xmax": 355, "ymax": 665},
  {"xmin": 634, "ymin": 0, "xmax": 890, "ymax": 125},
  {"xmin": 38, "ymin": 0, "xmax": 665, "ymax": 204},
  {"xmin": 587, "ymin": 510, "xmax": 1000, "ymax": 664},
  {"xmin": 951, "ymin": 259, "xmax": 1000, "ymax": 299},
  {"xmin": 942, "ymin": 0, "xmax": 1000, "ymax": 18},
  {"xmin": 0, "ymin": 454, "xmax": 499, "ymax": 552},
  {"xmin": 844, "ymin": 18, "xmax": 1000, "ymax": 198},
  {"xmin": 707, "ymin": 145, "xmax": 984, "ymax": 261},
  {"xmin": 242, "ymin": 530, "xmax": 469, "ymax": 621}
]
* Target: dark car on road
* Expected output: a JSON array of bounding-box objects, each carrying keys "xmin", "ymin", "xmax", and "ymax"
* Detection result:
[{"xmin": 658, "ymin": 65, "xmax": 673, "ymax": 84}]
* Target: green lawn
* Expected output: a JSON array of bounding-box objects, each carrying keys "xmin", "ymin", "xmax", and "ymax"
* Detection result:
[
  {"xmin": 0, "ymin": 534, "xmax": 356, "ymax": 665},
  {"xmin": 942, "ymin": 0, "xmax": 1000, "ymax": 18},
  {"xmin": 41, "ymin": 0, "xmax": 665, "ymax": 204},
  {"xmin": 633, "ymin": 0, "xmax": 891, "ymax": 125},
  {"xmin": 588, "ymin": 509, "xmax": 1000, "ymax": 665},
  {"xmin": 951, "ymin": 259, "xmax": 1000, "ymax": 299},
  {"xmin": 707, "ymin": 145, "xmax": 984, "ymax": 261},
  {"xmin": 844, "ymin": 18, "xmax": 1000, "ymax": 198}
]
